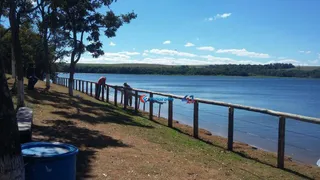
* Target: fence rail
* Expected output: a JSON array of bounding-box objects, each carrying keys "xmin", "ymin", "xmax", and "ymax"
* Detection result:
[{"xmin": 54, "ymin": 77, "xmax": 320, "ymax": 169}]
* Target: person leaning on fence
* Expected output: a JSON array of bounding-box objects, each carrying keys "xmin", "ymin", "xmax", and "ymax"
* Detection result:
[
  {"xmin": 95, "ymin": 76, "xmax": 106, "ymax": 99},
  {"xmin": 123, "ymin": 82, "xmax": 133, "ymax": 106}
]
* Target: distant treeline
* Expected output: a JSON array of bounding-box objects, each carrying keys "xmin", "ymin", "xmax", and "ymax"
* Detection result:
[{"xmin": 57, "ymin": 63, "xmax": 320, "ymax": 78}]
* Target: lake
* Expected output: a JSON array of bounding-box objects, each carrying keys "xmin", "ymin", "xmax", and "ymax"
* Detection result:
[{"xmin": 58, "ymin": 73, "xmax": 320, "ymax": 165}]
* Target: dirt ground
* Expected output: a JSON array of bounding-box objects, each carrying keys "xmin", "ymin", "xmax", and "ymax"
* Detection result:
[{"xmin": 8, "ymin": 77, "xmax": 320, "ymax": 180}]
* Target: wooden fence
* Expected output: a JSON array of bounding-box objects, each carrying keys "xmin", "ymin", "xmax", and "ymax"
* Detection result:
[{"xmin": 54, "ymin": 77, "xmax": 320, "ymax": 169}]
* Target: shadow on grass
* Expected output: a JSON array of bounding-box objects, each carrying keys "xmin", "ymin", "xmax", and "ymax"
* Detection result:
[
  {"xmin": 133, "ymin": 113, "xmax": 315, "ymax": 180},
  {"xmin": 25, "ymin": 87, "xmax": 154, "ymax": 129},
  {"xmin": 33, "ymin": 119, "xmax": 130, "ymax": 179}
]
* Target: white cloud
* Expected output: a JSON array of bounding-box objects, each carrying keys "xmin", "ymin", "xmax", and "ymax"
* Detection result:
[
  {"xmin": 215, "ymin": 13, "xmax": 232, "ymax": 20},
  {"xmin": 197, "ymin": 46, "xmax": 215, "ymax": 51},
  {"xmin": 205, "ymin": 13, "xmax": 232, "ymax": 21},
  {"xmin": 216, "ymin": 48, "xmax": 270, "ymax": 58},
  {"xmin": 109, "ymin": 42, "xmax": 116, "ymax": 46},
  {"xmin": 142, "ymin": 52, "xmax": 148, "ymax": 56},
  {"xmin": 299, "ymin": 50, "xmax": 311, "ymax": 54},
  {"xmin": 119, "ymin": 51, "xmax": 140, "ymax": 56},
  {"xmin": 278, "ymin": 57, "xmax": 287, "ymax": 59},
  {"xmin": 184, "ymin": 42, "xmax": 195, "ymax": 47},
  {"xmin": 267, "ymin": 59, "xmax": 300, "ymax": 65},
  {"xmin": 207, "ymin": 17, "xmax": 214, "ymax": 21},
  {"xmin": 148, "ymin": 49, "xmax": 197, "ymax": 57},
  {"xmin": 163, "ymin": 40, "xmax": 171, "ymax": 44},
  {"xmin": 308, "ymin": 60, "xmax": 319, "ymax": 64}
]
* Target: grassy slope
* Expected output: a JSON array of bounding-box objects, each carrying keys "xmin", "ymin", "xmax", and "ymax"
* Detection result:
[{"xmin": 7, "ymin": 75, "xmax": 320, "ymax": 179}]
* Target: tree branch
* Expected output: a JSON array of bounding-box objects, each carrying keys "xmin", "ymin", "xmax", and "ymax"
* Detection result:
[{"xmin": 19, "ymin": 0, "xmax": 44, "ymax": 14}]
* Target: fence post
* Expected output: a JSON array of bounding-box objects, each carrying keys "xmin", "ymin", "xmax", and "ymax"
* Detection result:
[
  {"xmin": 134, "ymin": 91, "xmax": 138, "ymax": 113},
  {"xmin": 193, "ymin": 101, "xmax": 199, "ymax": 138},
  {"xmin": 158, "ymin": 104, "xmax": 161, "ymax": 118},
  {"xmin": 102, "ymin": 85, "xmax": 105, "ymax": 101},
  {"xmin": 106, "ymin": 85, "xmax": 109, "ymax": 102},
  {"xmin": 124, "ymin": 88, "xmax": 127, "ymax": 110},
  {"xmin": 168, "ymin": 97, "xmax": 173, "ymax": 127},
  {"xmin": 114, "ymin": 86, "xmax": 118, "ymax": 106},
  {"xmin": 90, "ymin": 82, "xmax": 93, "ymax": 96},
  {"xmin": 228, "ymin": 107, "xmax": 234, "ymax": 151},
  {"xmin": 277, "ymin": 116, "xmax": 286, "ymax": 169},
  {"xmin": 78, "ymin": 80, "xmax": 81, "ymax": 91},
  {"xmin": 82, "ymin": 81, "xmax": 84, "ymax": 92},
  {"xmin": 149, "ymin": 93, "xmax": 153, "ymax": 120},
  {"xmin": 86, "ymin": 81, "xmax": 88, "ymax": 94}
]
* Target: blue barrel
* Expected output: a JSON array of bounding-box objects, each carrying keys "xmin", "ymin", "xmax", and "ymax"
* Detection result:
[{"xmin": 22, "ymin": 142, "xmax": 78, "ymax": 180}]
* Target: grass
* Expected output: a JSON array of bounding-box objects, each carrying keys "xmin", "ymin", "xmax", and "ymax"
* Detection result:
[{"xmin": 6, "ymin": 75, "xmax": 320, "ymax": 179}]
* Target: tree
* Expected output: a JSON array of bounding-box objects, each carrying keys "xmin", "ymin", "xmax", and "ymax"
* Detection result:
[
  {"xmin": 0, "ymin": 2, "xmax": 24, "ymax": 176},
  {"xmin": 0, "ymin": 59, "xmax": 25, "ymax": 180},
  {"xmin": 8, "ymin": 0, "xmax": 40, "ymax": 108},
  {"xmin": 54, "ymin": 0, "xmax": 137, "ymax": 96}
]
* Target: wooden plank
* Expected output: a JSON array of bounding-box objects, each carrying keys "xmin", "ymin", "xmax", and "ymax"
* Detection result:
[
  {"xmin": 149, "ymin": 93, "xmax": 153, "ymax": 120},
  {"xmin": 102, "ymin": 85, "xmax": 105, "ymax": 101},
  {"xmin": 57, "ymin": 79, "xmax": 320, "ymax": 125},
  {"xmin": 168, "ymin": 97, "xmax": 173, "ymax": 127},
  {"xmin": 277, "ymin": 116, "xmax": 286, "ymax": 169},
  {"xmin": 130, "ymin": 87, "xmax": 320, "ymax": 124},
  {"xmin": 106, "ymin": 85, "xmax": 109, "ymax": 102},
  {"xmin": 124, "ymin": 88, "xmax": 127, "ymax": 110},
  {"xmin": 114, "ymin": 86, "xmax": 118, "ymax": 106},
  {"xmin": 82, "ymin": 81, "xmax": 84, "ymax": 92},
  {"xmin": 228, "ymin": 107, "xmax": 234, "ymax": 151},
  {"xmin": 158, "ymin": 104, "xmax": 161, "ymax": 118},
  {"xmin": 90, "ymin": 82, "xmax": 93, "ymax": 96},
  {"xmin": 86, "ymin": 81, "xmax": 88, "ymax": 94},
  {"xmin": 134, "ymin": 91, "xmax": 138, "ymax": 113},
  {"xmin": 193, "ymin": 101, "xmax": 199, "ymax": 138}
]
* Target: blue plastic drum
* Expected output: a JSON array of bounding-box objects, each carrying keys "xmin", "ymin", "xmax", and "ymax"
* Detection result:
[{"xmin": 22, "ymin": 142, "xmax": 78, "ymax": 180}]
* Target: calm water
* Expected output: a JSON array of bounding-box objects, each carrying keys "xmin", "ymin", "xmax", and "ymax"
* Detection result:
[{"xmin": 58, "ymin": 73, "xmax": 320, "ymax": 165}]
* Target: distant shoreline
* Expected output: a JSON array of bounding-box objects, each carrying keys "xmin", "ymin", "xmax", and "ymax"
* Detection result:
[
  {"xmin": 56, "ymin": 63, "xmax": 320, "ymax": 79},
  {"xmin": 57, "ymin": 72, "xmax": 320, "ymax": 80}
]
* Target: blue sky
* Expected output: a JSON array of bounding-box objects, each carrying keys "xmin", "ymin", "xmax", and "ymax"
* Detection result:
[
  {"xmin": 79, "ymin": 0, "xmax": 320, "ymax": 65},
  {"xmin": 3, "ymin": 0, "xmax": 319, "ymax": 65}
]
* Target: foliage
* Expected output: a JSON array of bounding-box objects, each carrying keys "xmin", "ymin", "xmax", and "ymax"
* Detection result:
[{"xmin": 57, "ymin": 63, "xmax": 320, "ymax": 78}]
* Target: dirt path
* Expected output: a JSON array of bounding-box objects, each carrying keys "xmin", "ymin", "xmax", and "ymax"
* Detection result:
[{"xmin": 9, "ymin": 78, "xmax": 320, "ymax": 180}]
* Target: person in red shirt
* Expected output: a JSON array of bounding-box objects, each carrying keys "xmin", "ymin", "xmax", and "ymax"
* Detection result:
[{"xmin": 95, "ymin": 76, "xmax": 106, "ymax": 99}]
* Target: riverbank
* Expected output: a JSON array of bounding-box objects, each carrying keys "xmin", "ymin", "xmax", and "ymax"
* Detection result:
[
  {"xmin": 56, "ymin": 63, "xmax": 320, "ymax": 78},
  {"xmin": 7, "ymin": 76, "xmax": 320, "ymax": 179}
]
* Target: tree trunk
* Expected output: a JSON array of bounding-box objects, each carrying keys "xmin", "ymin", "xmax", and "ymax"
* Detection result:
[
  {"xmin": 43, "ymin": 20, "xmax": 50, "ymax": 89},
  {"xmin": 68, "ymin": 63, "xmax": 75, "ymax": 96},
  {"xmin": 9, "ymin": 1, "xmax": 25, "ymax": 108},
  {"xmin": 11, "ymin": 45, "xmax": 16, "ymax": 78},
  {"xmin": 0, "ymin": 49, "xmax": 25, "ymax": 180},
  {"xmin": 10, "ymin": 45, "xmax": 17, "ymax": 94},
  {"xmin": 45, "ymin": 74, "xmax": 50, "ymax": 88}
]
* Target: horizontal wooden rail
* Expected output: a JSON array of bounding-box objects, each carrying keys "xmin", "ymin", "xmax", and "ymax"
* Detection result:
[{"xmin": 64, "ymin": 78, "xmax": 320, "ymax": 124}]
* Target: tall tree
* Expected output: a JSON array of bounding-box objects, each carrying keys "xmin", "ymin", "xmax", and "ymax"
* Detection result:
[
  {"xmin": 0, "ymin": 60, "xmax": 25, "ymax": 180},
  {"xmin": 8, "ymin": 0, "xmax": 40, "ymax": 108},
  {"xmin": 36, "ymin": 0, "xmax": 52, "ymax": 89},
  {"xmin": 0, "ymin": 2, "xmax": 24, "ymax": 176},
  {"xmin": 55, "ymin": 0, "xmax": 137, "ymax": 96}
]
